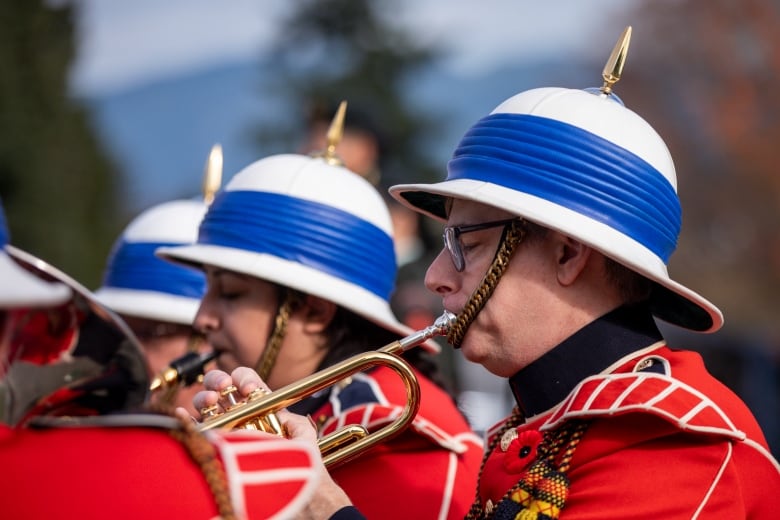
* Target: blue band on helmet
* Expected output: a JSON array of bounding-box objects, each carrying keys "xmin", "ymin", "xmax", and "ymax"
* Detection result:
[
  {"xmin": 448, "ymin": 113, "xmax": 681, "ymax": 262},
  {"xmin": 198, "ymin": 190, "xmax": 396, "ymax": 301},
  {"xmin": 103, "ymin": 242, "xmax": 206, "ymax": 299}
]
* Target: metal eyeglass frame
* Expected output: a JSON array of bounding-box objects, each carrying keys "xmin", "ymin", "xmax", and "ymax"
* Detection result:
[{"xmin": 442, "ymin": 218, "xmax": 518, "ymax": 272}]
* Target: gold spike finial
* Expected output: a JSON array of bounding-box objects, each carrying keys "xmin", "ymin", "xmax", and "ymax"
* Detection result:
[
  {"xmin": 202, "ymin": 143, "xmax": 223, "ymax": 205},
  {"xmin": 315, "ymin": 100, "xmax": 347, "ymax": 166},
  {"xmin": 600, "ymin": 26, "xmax": 632, "ymax": 96}
]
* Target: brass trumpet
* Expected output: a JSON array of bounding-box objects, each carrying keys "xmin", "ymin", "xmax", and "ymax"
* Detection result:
[{"xmin": 198, "ymin": 311, "xmax": 456, "ymax": 469}]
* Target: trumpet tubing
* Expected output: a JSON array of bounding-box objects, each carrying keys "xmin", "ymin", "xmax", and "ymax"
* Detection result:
[{"xmin": 198, "ymin": 311, "xmax": 456, "ymax": 469}]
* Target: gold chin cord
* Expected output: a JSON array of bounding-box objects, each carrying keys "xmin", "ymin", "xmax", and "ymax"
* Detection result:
[
  {"xmin": 447, "ymin": 220, "xmax": 526, "ymax": 348},
  {"xmin": 197, "ymin": 311, "xmax": 456, "ymax": 469}
]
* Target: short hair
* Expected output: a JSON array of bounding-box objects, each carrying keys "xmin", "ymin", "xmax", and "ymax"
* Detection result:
[
  {"xmin": 603, "ymin": 257, "xmax": 653, "ymax": 304},
  {"xmin": 522, "ymin": 220, "xmax": 652, "ymax": 304}
]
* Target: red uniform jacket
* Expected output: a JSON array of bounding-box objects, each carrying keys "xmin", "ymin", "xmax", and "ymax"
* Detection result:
[
  {"xmin": 0, "ymin": 415, "xmax": 320, "ymax": 519},
  {"xmin": 478, "ymin": 344, "xmax": 780, "ymax": 519},
  {"xmin": 313, "ymin": 366, "xmax": 483, "ymax": 519}
]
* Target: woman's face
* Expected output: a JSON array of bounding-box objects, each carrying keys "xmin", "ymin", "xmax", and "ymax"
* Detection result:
[
  {"xmin": 193, "ymin": 267, "xmax": 330, "ymax": 390},
  {"xmin": 194, "ymin": 267, "xmax": 280, "ymax": 376}
]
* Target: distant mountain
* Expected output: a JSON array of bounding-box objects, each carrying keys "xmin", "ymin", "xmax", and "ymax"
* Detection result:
[{"xmin": 78, "ymin": 57, "xmax": 594, "ymax": 214}]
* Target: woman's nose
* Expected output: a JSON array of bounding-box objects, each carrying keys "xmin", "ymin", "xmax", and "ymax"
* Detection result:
[{"xmin": 193, "ymin": 297, "xmax": 218, "ymax": 334}]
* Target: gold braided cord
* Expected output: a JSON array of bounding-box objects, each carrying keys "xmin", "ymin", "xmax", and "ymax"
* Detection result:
[
  {"xmin": 557, "ymin": 421, "xmax": 588, "ymax": 474},
  {"xmin": 254, "ymin": 292, "xmax": 295, "ymax": 381},
  {"xmin": 448, "ymin": 220, "xmax": 526, "ymax": 347},
  {"xmin": 150, "ymin": 402, "xmax": 236, "ymax": 520}
]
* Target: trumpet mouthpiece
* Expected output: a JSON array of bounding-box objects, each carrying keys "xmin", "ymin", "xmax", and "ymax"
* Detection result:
[
  {"xmin": 434, "ymin": 311, "xmax": 457, "ymax": 333},
  {"xmin": 149, "ymin": 350, "xmax": 220, "ymax": 392},
  {"xmin": 395, "ymin": 311, "xmax": 457, "ymax": 352}
]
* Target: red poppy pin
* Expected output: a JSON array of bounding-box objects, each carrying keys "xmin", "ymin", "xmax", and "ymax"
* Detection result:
[{"xmin": 502, "ymin": 428, "xmax": 542, "ymax": 474}]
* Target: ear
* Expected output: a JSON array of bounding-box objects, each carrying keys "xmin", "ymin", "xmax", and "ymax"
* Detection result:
[
  {"xmin": 297, "ymin": 294, "xmax": 338, "ymax": 334},
  {"xmin": 553, "ymin": 233, "xmax": 592, "ymax": 286}
]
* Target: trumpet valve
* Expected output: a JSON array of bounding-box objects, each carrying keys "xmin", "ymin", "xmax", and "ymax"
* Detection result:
[
  {"xmin": 200, "ymin": 404, "xmax": 220, "ymax": 420},
  {"xmin": 240, "ymin": 388, "xmax": 286, "ymax": 436},
  {"xmin": 220, "ymin": 385, "xmax": 243, "ymax": 410},
  {"xmin": 247, "ymin": 387, "xmax": 269, "ymax": 401}
]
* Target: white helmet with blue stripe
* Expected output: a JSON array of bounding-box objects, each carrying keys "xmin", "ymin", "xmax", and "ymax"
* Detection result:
[
  {"xmin": 157, "ymin": 153, "xmax": 438, "ymax": 351},
  {"xmin": 390, "ymin": 27, "xmax": 722, "ymax": 333},
  {"xmin": 0, "ymin": 198, "xmax": 71, "ymax": 307},
  {"xmin": 95, "ymin": 199, "xmax": 207, "ymax": 324}
]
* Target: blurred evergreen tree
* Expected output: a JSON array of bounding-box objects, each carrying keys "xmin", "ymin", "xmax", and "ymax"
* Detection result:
[
  {"xmin": 256, "ymin": 0, "xmax": 447, "ymax": 186},
  {"xmin": 0, "ymin": 0, "xmax": 121, "ymax": 287}
]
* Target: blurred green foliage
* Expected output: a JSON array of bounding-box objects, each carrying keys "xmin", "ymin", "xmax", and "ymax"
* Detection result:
[
  {"xmin": 256, "ymin": 0, "xmax": 448, "ymax": 187},
  {"xmin": 0, "ymin": 0, "xmax": 121, "ymax": 288}
]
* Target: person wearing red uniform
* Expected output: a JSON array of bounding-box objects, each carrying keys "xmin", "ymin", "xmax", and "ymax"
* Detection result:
[
  {"xmin": 227, "ymin": 27, "xmax": 780, "ymax": 519},
  {"xmin": 0, "ymin": 198, "xmax": 321, "ymax": 519},
  {"xmin": 159, "ymin": 106, "xmax": 482, "ymax": 520}
]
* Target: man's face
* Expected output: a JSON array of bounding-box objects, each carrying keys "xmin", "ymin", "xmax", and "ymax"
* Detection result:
[{"xmin": 424, "ymin": 199, "xmax": 560, "ymax": 377}]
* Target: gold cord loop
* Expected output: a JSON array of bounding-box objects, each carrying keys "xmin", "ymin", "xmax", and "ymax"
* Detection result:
[{"xmin": 254, "ymin": 291, "xmax": 295, "ymax": 381}]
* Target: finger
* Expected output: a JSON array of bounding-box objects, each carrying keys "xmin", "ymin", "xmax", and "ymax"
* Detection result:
[
  {"xmin": 202, "ymin": 369, "xmax": 233, "ymax": 391},
  {"xmin": 230, "ymin": 366, "xmax": 268, "ymax": 395},
  {"xmin": 280, "ymin": 411, "xmax": 319, "ymax": 444},
  {"xmin": 173, "ymin": 406, "xmax": 197, "ymax": 424},
  {"xmin": 192, "ymin": 388, "xmax": 220, "ymax": 413}
]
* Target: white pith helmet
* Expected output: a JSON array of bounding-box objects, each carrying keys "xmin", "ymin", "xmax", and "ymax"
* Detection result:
[
  {"xmin": 0, "ymin": 198, "xmax": 71, "ymax": 308},
  {"xmin": 158, "ymin": 153, "xmax": 440, "ymax": 352},
  {"xmin": 390, "ymin": 27, "xmax": 723, "ymax": 333},
  {"xmin": 95, "ymin": 199, "xmax": 208, "ymax": 325}
]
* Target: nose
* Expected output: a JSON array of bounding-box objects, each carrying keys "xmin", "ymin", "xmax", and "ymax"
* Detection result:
[
  {"xmin": 424, "ymin": 248, "xmax": 457, "ymax": 297},
  {"xmin": 193, "ymin": 295, "xmax": 219, "ymax": 335}
]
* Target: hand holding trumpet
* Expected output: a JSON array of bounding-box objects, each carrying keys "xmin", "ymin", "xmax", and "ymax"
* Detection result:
[
  {"xmin": 191, "ymin": 367, "xmax": 356, "ymax": 520},
  {"xmin": 171, "ymin": 312, "xmax": 457, "ymax": 519}
]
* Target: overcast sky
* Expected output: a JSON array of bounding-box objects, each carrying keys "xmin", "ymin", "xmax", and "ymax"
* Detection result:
[{"xmin": 69, "ymin": 0, "xmax": 639, "ymax": 97}]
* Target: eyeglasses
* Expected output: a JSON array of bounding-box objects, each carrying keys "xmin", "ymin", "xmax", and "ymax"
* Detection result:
[{"xmin": 442, "ymin": 218, "xmax": 518, "ymax": 272}]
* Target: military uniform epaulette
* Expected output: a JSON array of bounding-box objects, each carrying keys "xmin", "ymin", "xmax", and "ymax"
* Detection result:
[{"xmin": 541, "ymin": 368, "xmax": 746, "ymax": 441}]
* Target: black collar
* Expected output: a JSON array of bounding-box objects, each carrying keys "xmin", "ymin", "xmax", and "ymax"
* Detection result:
[{"xmin": 508, "ymin": 303, "xmax": 663, "ymax": 418}]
